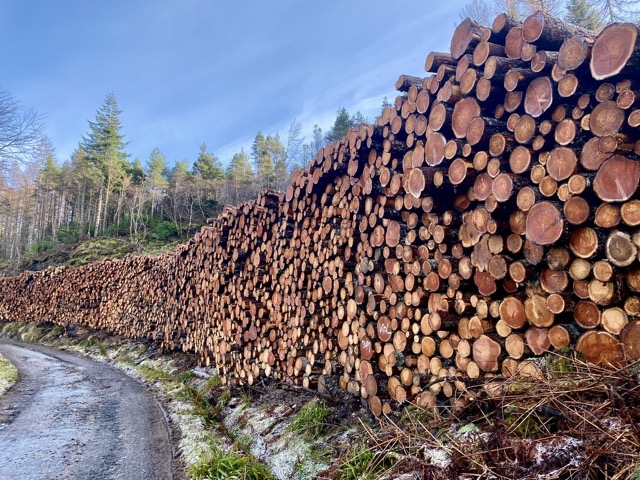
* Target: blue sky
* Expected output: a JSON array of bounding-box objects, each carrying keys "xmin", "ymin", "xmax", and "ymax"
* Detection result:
[{"xmin": 0, "ymin": 1, "xmax": 469, "ymax": 169}]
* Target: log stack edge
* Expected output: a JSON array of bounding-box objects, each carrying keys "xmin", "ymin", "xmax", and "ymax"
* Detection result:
[{"xmin": 3, "ymin": 11, "xmax": 640, "ymax": 415}]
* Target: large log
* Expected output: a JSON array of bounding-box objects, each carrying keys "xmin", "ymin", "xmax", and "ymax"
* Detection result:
[{"xmin": 591, "ymin": 23, "xmax": 640, "ymax": 80}]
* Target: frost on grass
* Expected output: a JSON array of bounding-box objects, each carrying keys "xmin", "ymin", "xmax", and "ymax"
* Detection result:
[
  {"xmin": 0, "ymin": 353, "xmax": 18, "ymax": 397},
  {"xmin": 169, "ymin": 396, "xmax": 212, "ymax": 466}
]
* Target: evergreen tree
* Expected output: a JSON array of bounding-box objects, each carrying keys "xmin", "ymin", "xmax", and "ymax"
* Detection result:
[
  {"xmin": 81, "ymin": 93, "xmax": 129, "ymax": 235},
  {"xmin": 251, "ymin": 131, "xmax": 274, "ymax": 187},
  {"xmin": 324, "ymin": 107, "xmax": 369, "ymax": 143},
  {"xmin": 566, "ymin": 0, "xmax": 602, "ymax": 30},
  {"xmin": 325, "ymin": 107, "xmax": 354, "ymax": 143},
  {"xmin": 268, "ymin": 133, "xmax": 288, "ymax": 191},
  {"xmin": 170, "ymin": 160, "xmax": 191, "ymax": 181},
  {"xmin": 146, "ymin": 147, "xmax": 168, "ymax": 217},
  {"xmin": 226, "ymin": 149, "xmax": 253, "ymax": 181},
  {"xmin": 351, "ymin": 111, "xmax": 368, "ymax": 126},
  {"xmin": 127, "ymin": 157, "xmax": 145, "ymax": 185},
  {"xmin": 380, "ymin": 96, "xmax": 392, "ymax": 115},
  {"xmin": 193, "ymin": 142, "xmax": 224, "ymax": 180}
]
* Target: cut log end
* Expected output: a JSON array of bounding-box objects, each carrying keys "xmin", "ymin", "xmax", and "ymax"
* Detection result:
[
  {"xmin": 526, "ymin": 201, "xmax": 564, "ymax": 246},
  {"xmin": 591, "ymin": 23, "xmax": 639, "ymax": 81}
]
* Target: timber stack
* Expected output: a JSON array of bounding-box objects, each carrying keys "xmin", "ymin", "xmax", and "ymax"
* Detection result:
[{"xmin": 2, "ymin": 11, "xmax": 640, "ymax": 416}]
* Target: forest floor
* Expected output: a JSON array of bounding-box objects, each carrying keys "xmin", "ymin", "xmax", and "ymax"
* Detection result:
[
  {"xmin": 0, "ymin": 221, "xmax": 202, "ymax": 276},
  {"xmin": 0, "ymin": 320, "xmax": 638, "ymax": 479}
]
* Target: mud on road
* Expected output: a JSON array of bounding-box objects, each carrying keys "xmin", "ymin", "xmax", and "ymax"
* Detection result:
[{"xmin": 0, "ymin": 340, "xmax": 175, "ymax": 480}]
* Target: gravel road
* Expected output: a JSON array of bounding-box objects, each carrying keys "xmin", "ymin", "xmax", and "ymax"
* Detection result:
[{"xmin": 0, "ymin": 340, "xmax": 175, "ymax": 480}]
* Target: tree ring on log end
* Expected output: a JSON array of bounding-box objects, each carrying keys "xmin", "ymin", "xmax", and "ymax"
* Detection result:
[
  {"xmin": 590, "ymin": 22, "xmax": 639, "ymax": 81},
  {"xmin": 525, "ymin": 76, "xmax": 553, "ymax": 118},
  {"xmin": 594, "ymin": 155, "xmax": 640, "ymax": 202},
  {"xmin": 526, "ymin": 201, "xmax": 564, "ymax": 245}
]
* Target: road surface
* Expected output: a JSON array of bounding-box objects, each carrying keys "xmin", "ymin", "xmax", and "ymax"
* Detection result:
[{"xmin": 0, "ymin": 340, "xmax": 175, "ymax": 480}]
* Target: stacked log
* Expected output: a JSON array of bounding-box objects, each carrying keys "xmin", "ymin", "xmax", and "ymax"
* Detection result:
[{"xmin": 2, "ymin": 12, "xmax": 640, "ymax": 416}]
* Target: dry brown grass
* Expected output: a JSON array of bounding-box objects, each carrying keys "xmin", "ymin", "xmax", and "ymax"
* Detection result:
[{"xmin": 322, "ymin": 353, "xmax": 640, "ymax": 480}]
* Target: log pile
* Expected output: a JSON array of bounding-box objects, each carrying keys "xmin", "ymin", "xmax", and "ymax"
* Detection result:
[{"xmin": 2, "ymin": 11, "xmax": 640, "ymax": 415}]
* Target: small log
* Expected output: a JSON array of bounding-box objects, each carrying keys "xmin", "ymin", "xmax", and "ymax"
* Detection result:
[
  {"xmin": 525, "ymin": 327, "xmax": 551, "ymax": 355},
  {"xmin": 484, "ymin": 55, "xmax": 525, "ymax": 80},
  {"xmin": 505, "ymin": 27, "xmax": 524, "ymax": 59},
  {"xmin": 621, "ymin": 321, "xmax": 640, "ymax": 358},
  {"xmin": 531, "ymin": 50, "xmax": 558, "ymax": 73},
  {"xmin": 395, "ymin": 74, "xmax": 423, "ymax": 93},
  {"xmin": 526, "ymin": 201, "xmax": 564, "ymax": 246},
  {"xmin": 558, "ymin": 35, "xmax": 593, "ymax": 71},
  {"xmin": 580, "ymin": 137, "xmax": 614, "ymax": 171},
  {"xmin": 563, "ymin": 196, "xmax": 590, "ymax": 225},
  {"xmin": 524, "ymin": 76, "xmax": 553, "ymax": 117},
  {"xmin": 452, "ymin": 97, "xmax": 481, "ymax": 139},
  {"xmin": 473, "ymin": 41, "xmax": 505, "ymax": 66},
  {"xmin": 425, "ymin": 52, "xmax": 456, "ymax": 73},
  {"xmin": 601, "ymin": 307, "xmax": 628, "ymax": 335},
  {"xmin": 547, "ymin": 147, "xmax": 578, "ymax": 181},
  {"xmin": 525, "ymin": 294, "xmax": 554, "ymax": 328},
  {"xmin": 548, "ymin": 325, "xmax": 571, "ymax": 349},
  {"xmin": 472, "ymin": 334, "xmax": 501, "ymax": 372},
  {"xmin": 589, "ymin": 101, "xmax": 625, "ymax": 137},
  {"xmin": 606, "ymin": 230, "xmax": 638, "ymax": 267},
  {"xmin": 522, "ymin": 10, "xmax": 594, "ymax": 50},
  {"xmin": 574, "ymin": 300, "xmax": 601, "ymax": 329}
]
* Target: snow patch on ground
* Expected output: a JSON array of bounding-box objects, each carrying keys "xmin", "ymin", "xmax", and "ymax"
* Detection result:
[{"xmin": 422, "ymin": 446, "xmax": 452, "ymax": 469}]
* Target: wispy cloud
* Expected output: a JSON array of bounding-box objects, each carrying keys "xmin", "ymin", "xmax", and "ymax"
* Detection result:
[{"xmin": 0, "ymin": 0, "xmax": 471, "ymax": 167}]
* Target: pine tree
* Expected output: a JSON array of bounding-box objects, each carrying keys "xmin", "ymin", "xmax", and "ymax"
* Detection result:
[
  {"xmin": 127, "ymin": 158, "xmax": 145, "ymax": 185},
  {"xmin": 81, "ymin": 93, "xmax": 128, "ymax": 235},
  {"xmin": 146, "ymin": 147, "xmax": 168, "ymax": 217},
  {"xmin": 226, "ymin": 149, "xmax": 253, "ymax": 181},
  {"xmin": 268, "ymin": 133, "xmax": 288, "ymax": 191},
  {"xmin": 251, "ymin": 131, "xmax": 275, "ymax": 188},
  {"xmin": 380, "ymin": 97, "xmax": 392, "ymax": 115},
  {"xmin": 565, "ymin": 0, "xmax": 602, "ymax": 30},
  {"xmin": 324, "ymin": 107, "xmax": 354, "ymax": 143},
  {"xmin": 193, "ymin": 143, "xmax": 224, "ymax": 180}
]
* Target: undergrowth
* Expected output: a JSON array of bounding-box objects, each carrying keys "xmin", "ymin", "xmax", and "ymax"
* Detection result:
[
  {"xmin": 190, "ymin": 442, "xmax": 274, "ymax": 480},
  {"xmin": 289, "ymin": 397, "xmax": 332, "ymax": 437},
  {"xmin": 321, "ymin": 352, "xmax": 640, "ymax": 480}
]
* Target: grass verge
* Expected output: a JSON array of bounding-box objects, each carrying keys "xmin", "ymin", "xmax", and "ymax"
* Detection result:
[
  {"xmin": 190, "ymin": 442, "xmax": 274, "ymax": 480},
  {"xmin": 0, "ymin": 320, "xmax": 274, "ymax": 479},
  {"xmin": 0, "ymin": 353, "xmax": 18, "ymax": 398}
]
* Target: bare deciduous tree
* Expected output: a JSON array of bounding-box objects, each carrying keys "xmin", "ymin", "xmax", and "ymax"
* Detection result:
[
  {"xmin": 0, "ymin": 90, "xmax": 45, "ymax": 178},
  {"xmin": 593, "ymin": 0, "xmax": 640, "ymax": 23},
  {"xmin": 460, "ymin": 0, "xmax": 565, "ymax": 24},
  {"xmin": 460, "ymin": 0, "xmax": 497, "ymax": 25}
]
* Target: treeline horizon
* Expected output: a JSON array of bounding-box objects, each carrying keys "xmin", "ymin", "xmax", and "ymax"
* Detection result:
[{"xmin": 0, "ymin": 90, "xmax": 375, "ymax": 266}]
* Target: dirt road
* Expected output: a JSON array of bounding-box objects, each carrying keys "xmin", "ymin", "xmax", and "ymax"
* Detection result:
[{"xmin": 0, "ymin": 340, "xmax": 175, "ymax": 480}]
